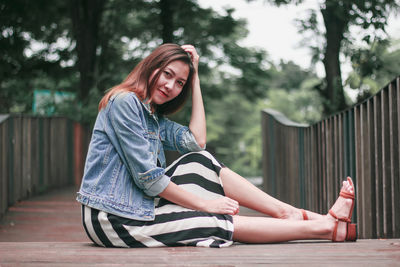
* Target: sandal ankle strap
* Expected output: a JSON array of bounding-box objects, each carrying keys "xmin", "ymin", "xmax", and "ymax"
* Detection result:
[
  {"xmin": 340, "ymin": 191, "xmax": 355, "ymax": 199},
  {"xmin": 301, "ymin": 209, "xmax": 309, "ymax": 220},
  {"xmin": 329, "ymin": 209, "xmax": 351, "ymax": 223}
]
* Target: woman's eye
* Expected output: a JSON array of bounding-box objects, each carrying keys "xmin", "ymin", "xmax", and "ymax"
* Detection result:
[
  {"xmin": 177, "ymin": 81, "xmax": 184, "ymax": 87},
  {"xmin": 164, "ymin": 71, "xmax": 170, "ymax": 77}
]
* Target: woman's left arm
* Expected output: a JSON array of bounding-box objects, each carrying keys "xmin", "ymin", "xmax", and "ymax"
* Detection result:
[{"xmin": 182, "ymin": 45, "xmax": 206, "ymax": 148}]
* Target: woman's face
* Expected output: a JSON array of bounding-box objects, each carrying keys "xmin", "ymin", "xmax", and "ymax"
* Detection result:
[{"xmin": 150, "ymin": 60, "xmax": 189, "ymax": 105}]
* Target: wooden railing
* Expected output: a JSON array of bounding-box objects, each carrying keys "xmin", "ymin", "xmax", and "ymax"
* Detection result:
[
  {"xmin": 0, "ymin": 115, "xmax": 91, "ymax": 219},
  {"xmin": 261, "ymin": 76, "xmax": 400, "ymax": 239}
]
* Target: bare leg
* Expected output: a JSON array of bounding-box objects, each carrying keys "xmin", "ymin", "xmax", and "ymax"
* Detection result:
[
  {"xmin": 232, "ymin": 216, "xmax": 332, "ymax": 243},
  {"xmin": 220, "ymin": 167, "xmax": 323, "ymax": 220},
  {"xmin": 232, "ymin": 180, "xmax": 354, "ymax": 243}
]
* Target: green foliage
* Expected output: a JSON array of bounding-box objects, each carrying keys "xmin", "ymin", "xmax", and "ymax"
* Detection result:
[
  {"xmin": 264, "ymin": 78, "xmax": 323, "ymax": 124},
  {"xmin": 346, "ymin": 38, "xmax": 400, "ymax": 102},
  {"xmin": 206, "ymin": 83, "xmax": 265, "ymax": 177},
  {"xmin": 0, "ymin": 0, "xmax": 75, "ymax": 113},
  {"xmin": 53, "ymin": 88, "xmax": 103, "ymax": 125}
]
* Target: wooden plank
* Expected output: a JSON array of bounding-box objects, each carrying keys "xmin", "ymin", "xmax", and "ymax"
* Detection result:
[
  {"xmin": 334, "ymin": 115, "xmax": 339, "ymax": 201},
  {"xmin": 261, "ymin": 112, "xmax": 268, "ymax": 193},
  {"xmin": 263, "ymin": 113, "xmax": 276, "ymax": 196},
  {"xmin": 373, "ymin": 94, "xmax": 384, "ymax": 237},
  {"xmin": 388, "ymin": 82, "xmax": 399, "ymax": 237},
  {"xmin": 12, "ymin": 116, "xmax": 22, "ymax": 204},
  {"xmin": 327, "ymin": 118, "xmax": 333, "ymax": 211},
  {"xmin": 396, "ymin": 77, "xmax": 400, "ymax": 237},
  {"xmin": 324, "ymin": 119, "xmax": 330, "ymax": 211},
  {"xmin": 0, "ymin": 119, "xmax": 8, "ymax": 219},
  {"xmin": 42, "ymin": 118, "xmax": 50, "ymax": 190},
  {"xmin": 381, "ymin": 88, "xmax": 392, "ymax": 237},
  {"xmin": 362, "ymin": 103, "xmax": 373, "ymax": 238},
  {"xmin": 49, "ymin": 117, "xmax": 58, "ymax": 188},
  {"xmin": 367, "ymin": 100, "xmax": 377, "ymax": 238},
  {"xmin": 338, "ymin": 114, "xmax": 343, "ymax": 195},
  {"xmin": 298, "ymin": 128, "xmax": 306, "ymax": 208},
  {"xmin": 37, "ymin": 118, "xmax": 45, "ymax": 192},
  {"xmin": 306, "ymin": 127, "xmax": 311, "ymax": 211},
  {"xmin": 313, "ymin": 124, "xmax": 319, "ymax": 213},
  {"xmin": 290, "ymin": 128, "xmax": 296, "ymax": 206},
  {"xmin": 67, "ymin": 119, "xmax": 74, "ymax": 186},
  {"xmin": 318, "ymin": 122, "xmax": 324, "ymax": 213},
  {"xmin": 57, "ymin": 119, "xmax": 68, "ymax": 186},
  {"xmin": 50, "ymin": 118, "xmax": 59, "ymax": 187},
  {"xmin": 21, "ymin": 116, "xmax": 32, "ymax": 198},
  {"xmin": 30, "ymin": 117, "xmax": 39, "ymax": 194},
  {"xmin": 277, "ymin": 124, "xmax": 284, "ymax": 201},
  {"xmin": 348, "ymin": 109, "xmax": 357, "ymax": 186},
  {"xmin": 321, "ymin": 120, "xmax": 327, "ymax": 213},
  {"xmin": 311, "ymin": 125, "xmax": 318, "ymax": 212},
  {"xmin": 354, "ymin": 106, "xmax": 362, "ymax": 237}
]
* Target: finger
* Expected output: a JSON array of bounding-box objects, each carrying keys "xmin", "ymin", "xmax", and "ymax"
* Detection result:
[
  {"xmin": 181, "ymin": 44, "xmax": 194, "ymax": 49},
  {"xmin": 226, "ymin": 197, "xmax": 239, "ymax": 206},
  {"xmin": 181, "ymin": 45, "xmax": 198, "ymax": 56},
  {"xmin": 181, "ymin": 46, "xmax": 195, "ymax": 53},
  {"xmin": 233, "ymin": 207, "xmax": 240, "ymax": 215}
]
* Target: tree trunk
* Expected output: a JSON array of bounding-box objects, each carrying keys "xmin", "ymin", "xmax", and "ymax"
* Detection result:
[
  {"xmin": 159, "ymin": 0, "xmax": 174, "ymax": 43},
  {"xmin": 320, "ymin": 1, "xmax": 349, "ymax": 114},
  {"xmin": 70, "ymin": 0, "xmax": 105, "ymax": 102}
]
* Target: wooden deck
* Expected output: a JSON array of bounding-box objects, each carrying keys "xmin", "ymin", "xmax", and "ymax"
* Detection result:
[{"xmin": 1, "ymin": 187, "xmax": 399, "ymax": 266}]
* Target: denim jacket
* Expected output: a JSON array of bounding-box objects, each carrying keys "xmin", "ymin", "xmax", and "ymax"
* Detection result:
[{"xmin": 76, "ymin": 92, "xmax": 204, "ymax": 220}]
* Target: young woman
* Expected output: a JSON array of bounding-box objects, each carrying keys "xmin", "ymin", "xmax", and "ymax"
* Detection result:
[{"xmin": 77, "ymin": 43, "xmax": 356, "ymax": 248}]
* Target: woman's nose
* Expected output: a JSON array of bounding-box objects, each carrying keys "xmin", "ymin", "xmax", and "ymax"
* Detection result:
[{"xmin": 165, "ymin": 79, "xmax": 174, "ymax": 91}]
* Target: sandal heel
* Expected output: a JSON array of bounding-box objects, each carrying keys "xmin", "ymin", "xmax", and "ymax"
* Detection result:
[{"xmin": 346, "ymin": 223, "xmax": 357, "ymax": 241}]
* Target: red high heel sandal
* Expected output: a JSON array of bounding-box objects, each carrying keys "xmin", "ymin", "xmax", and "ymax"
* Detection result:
[{"xmin": 329, "ymin": 177, "xmax": 357, "ymax": 242}]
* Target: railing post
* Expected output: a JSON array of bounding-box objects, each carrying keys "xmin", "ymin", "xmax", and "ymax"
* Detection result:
[{"xmin": 74, "ymin": 122, "xmax": 84, "ymax": 188}]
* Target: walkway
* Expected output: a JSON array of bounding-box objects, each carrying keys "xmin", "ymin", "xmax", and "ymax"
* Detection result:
[{"xmin": 0, "ymin": 187, "xmax": 399, "ymax": 266}]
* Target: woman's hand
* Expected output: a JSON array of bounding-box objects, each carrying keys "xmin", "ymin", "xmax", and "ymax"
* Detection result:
[
  {"xmin": 181, "ymin": 44, "xmax": 199, "ymax": 73},
  {"xmin": 199, "ymin": 197, "xmax": 240, "ymax": 215},
  {"xmin": 159, "ymin": 182, "xmax": 239, "ymax": 215}
]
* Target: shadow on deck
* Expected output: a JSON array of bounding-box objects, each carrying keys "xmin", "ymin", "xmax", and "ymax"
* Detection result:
[{"xmin": 1, "ymin": 187, "xmax": 399, "ymax": 266}]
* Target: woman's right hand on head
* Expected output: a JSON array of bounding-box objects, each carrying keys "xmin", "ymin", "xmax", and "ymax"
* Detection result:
[
  {"xmin": 181, "ymin": 45, "xmax": 199, "ymax": 72},
  {"xmin": 199, "ymin": 197, "xmax": 239, "ymax": 215}
]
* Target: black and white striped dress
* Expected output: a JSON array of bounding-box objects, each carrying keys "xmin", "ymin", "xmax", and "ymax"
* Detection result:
[{"xmin": 81, "ymin": 151, "xmax": 234, "ymax": 248}]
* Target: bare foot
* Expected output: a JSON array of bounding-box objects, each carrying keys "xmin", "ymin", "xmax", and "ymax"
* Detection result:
[{"xmin": 327, "ymin": 179, "xmax": 355, "ymax": 241}]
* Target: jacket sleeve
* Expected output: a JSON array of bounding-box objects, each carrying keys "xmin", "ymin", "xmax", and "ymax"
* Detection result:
[
  {"xmin": 159, "ymin": 117, "xmax": 205, "ymax": 154},
  {"xmin": 107, "ymin": 93, "xmax": 170, "ymax": 197}
]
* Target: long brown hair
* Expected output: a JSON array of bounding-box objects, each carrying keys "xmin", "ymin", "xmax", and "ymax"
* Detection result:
[{"xmin": 98, "ymin": 43, "xmax": 194, "ymax": 115}]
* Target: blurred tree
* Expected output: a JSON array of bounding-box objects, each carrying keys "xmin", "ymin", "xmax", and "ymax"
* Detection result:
[
  {"xmin": 264, "ymin": 78, "xmax": 323, "ymax": 124},
  {"xmin": 159, "ymin": 0, "xmax": 174, "ymax": 43},
  {"xmin": 265, "ymin": 60, "xmax": 323, "ymax": 124},
  {"xmin": 346, "ymin": 38, "xmax": 400, "ymax": 102},
  {"xmin": 69, "ymin": 0, "xmax": 105, "ymax": 101},
  {"xmin": 0, "ymin": 0, "xmax": 73, "ymax": 112},
  {"xmin": 252, "ymin": 0, "xmax": 400, "ymax": 115},
  {"xmin": 222, "ymin": 43, "xmax": 271, "ymax": 100},
  {"xmin": 269, "ymin": 60, "xmax": 317, "ymax": 91}
]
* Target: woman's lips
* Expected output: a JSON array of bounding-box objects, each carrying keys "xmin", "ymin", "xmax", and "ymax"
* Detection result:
[{"xmin": 159, "ymin": 89, "xmax": 168, "ymax": 98}]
